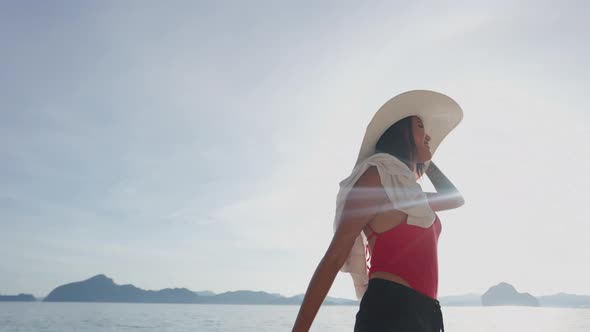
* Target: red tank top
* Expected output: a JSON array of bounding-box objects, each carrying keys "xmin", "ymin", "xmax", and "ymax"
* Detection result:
[{"xmin": 365, "ymin": 215, "xmax": 441, "ymax": 299}]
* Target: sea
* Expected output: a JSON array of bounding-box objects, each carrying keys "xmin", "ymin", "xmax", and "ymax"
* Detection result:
[{"xmin": 1, "ymin": 302, "xmax": 589, "ymax": 331}]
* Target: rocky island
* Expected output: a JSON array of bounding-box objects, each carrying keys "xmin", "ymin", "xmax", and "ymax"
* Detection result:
[{"xmin": 482, "ymin": 282, "xmax": 539, "ymax": 306}]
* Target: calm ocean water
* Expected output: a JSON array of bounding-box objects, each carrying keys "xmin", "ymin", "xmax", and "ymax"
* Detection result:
[{"xmin": 1, "ymin": 302, "xmax": 589, "ymax": 331}]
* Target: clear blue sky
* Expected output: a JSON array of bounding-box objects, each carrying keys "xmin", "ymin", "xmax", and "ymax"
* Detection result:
[{"xmin": 1, "ymin": 0, "xmax": 589, "ymax": 300}]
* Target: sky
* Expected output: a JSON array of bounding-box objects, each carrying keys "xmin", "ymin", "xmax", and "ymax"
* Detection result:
[{"xmin": 1, "ymin": 0, "xmax": 589, "ymax": 300}]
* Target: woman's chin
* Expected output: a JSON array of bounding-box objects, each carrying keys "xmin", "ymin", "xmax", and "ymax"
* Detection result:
[{"xmin": 418, "ymin": 155, "xmax": 432, "ymax": 164}]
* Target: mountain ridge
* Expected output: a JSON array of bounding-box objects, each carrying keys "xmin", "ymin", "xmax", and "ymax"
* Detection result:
[
  {"xmin": 3, "ymin": 275, "xmax": 588, "ymax": 307},
  {"xmin": 43, "ymin": 274, "xmax": 357, "ymax": 305}
]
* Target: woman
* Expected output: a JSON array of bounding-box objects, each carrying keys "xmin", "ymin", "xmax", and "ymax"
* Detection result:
[{"xmin": 292, "ymin": 90, "xmax": 464, "ymax": 332}]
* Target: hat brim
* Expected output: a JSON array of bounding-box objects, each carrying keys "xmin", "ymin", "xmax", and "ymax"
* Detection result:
[{"xmin": 355, "ymin": 90, "xmax": 463, "ymax": 168}]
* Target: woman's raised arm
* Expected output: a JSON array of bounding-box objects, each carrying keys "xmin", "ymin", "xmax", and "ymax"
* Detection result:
[
  {"xmin": 292, "ymin": 167, "xmax": 388, "ymax": 332},
  {"xmin": 425, "ymin": 161, "xmax": 464, "ymax": 211}
]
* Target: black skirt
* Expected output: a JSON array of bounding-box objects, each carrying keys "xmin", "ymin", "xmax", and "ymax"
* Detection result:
[{"xmin": 354, "ymin": 278, "xmax": 444, "ymax": 332}]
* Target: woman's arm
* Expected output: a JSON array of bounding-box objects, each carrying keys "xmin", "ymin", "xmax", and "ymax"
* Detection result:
[
  {"xmin": 425, "ymin": 161, "xmax": 464, "ymax": 211},
  {"xmin": 290, "ymin": 243, "xmax": 349, "ymax": 332},
  {"xmin": 292, "ymin": 167, "xmax": 388, "ymax": 332}
]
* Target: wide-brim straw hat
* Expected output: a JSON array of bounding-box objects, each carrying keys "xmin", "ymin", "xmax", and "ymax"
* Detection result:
[{"xmin": 355, "ymin": 90, "xmax": 463, "ymax": 168}]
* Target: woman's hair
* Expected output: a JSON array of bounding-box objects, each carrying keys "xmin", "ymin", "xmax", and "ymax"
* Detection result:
[{"xmin": 375, "ymin": 116, "xmax": 425, "ymax": 178}]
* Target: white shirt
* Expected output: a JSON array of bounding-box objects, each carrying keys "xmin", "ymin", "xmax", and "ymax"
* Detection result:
[{"xmin": 333, "ymin": 153, "xmax": 435, "ymax": 300}]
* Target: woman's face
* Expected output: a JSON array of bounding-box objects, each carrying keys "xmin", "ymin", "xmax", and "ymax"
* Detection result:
[{"xmin": 412, "ymin": 116, "xmax": 432, "ymax": 163}]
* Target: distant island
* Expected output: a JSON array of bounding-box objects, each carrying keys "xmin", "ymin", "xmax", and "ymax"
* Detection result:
[
  {"xmin": 441, "ymin": 282, "xmax": 590, "ymax": 308},
  {"xmin": 43, "ymin": 274, "xmax": 356, "ymax": 305},
  {"xmin": 2, "ymin": 276, "xmax": 589, "ymax": 307},
  {"xmin": 482, "ymin": 282, "xmax": 539, "ymax": 306},
  {"xmin": 0, "ymin": 294, "xmax": 36, "ymax": 302}
]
